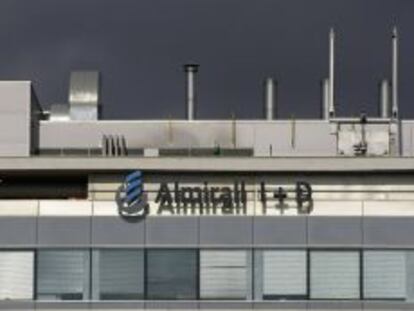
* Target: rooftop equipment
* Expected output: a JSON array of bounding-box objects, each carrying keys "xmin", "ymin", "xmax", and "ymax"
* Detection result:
[
  {"xmin": 391, "ymin": 27, "xmax": 399, "ymax": 119},
  {"xmin": 379, "ymin": 79, "xmax": 390, "ymax": 118},
  {"xmin": 69, "ymin": 71, "xmax": 100, "ymax": 120},
  {"xmin": 184, "ymin": 64, "xmax": 199, "ymax": 120},
  {"xmin": 264, "ymin": 77, "xmax": 276, "ymax": 120},
  {"xmin": 322, "ymin": 78, "xmax": 330, "ymax": 120},
  {"xmin": 328, "ymin": 28, "xmax": 335, "ymax": 118}
]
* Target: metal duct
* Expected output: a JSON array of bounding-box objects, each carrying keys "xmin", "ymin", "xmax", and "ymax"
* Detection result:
[
  {"xmin": 264, "ymin": 78, "xmax": 276, "ymax": 120},
  {"xmin": 392, "ymin": 27, "xmax": 399, "ymax": 118},
  {"xmin": 49, "ymin": 104, "xmax": 70, "ymax": 121},
  {"xmin": 322, "ymin": 78, "xmax": 330, "ymax": 120},
  {"xmin": 380, "ymin": 79, "xmax": 390, "ymax": 118},
  {"xmin": 184, "ymin": 64, "xmax": 199, "ymax": 120},
  {"xmin": 328, "ymin": 28, "xmax": 335, "ymax": 117},
  {"xmin": 69, "ymin": 71, "xmax": 100, "ymax": 120}
]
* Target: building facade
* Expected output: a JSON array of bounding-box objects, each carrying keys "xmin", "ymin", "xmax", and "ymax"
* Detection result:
[{"xmin": 1, "ymin": 29, "xmax": 414, "ymax": 311}]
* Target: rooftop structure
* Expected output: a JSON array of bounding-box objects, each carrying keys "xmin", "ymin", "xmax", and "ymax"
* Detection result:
[{"xmin": 0, "ymin": 28, "xmax": 414, "ymax": 311}]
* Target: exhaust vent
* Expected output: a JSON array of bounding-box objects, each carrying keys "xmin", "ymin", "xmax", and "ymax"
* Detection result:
[{"xmin": 184, "ymin": 64, "xmax": 199, "ymax": 120}]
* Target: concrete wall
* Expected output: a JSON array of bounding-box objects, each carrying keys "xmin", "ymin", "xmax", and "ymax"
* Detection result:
[{"xmin": 0, "ymin": 82, "xmax": 35, "ymax": 156}]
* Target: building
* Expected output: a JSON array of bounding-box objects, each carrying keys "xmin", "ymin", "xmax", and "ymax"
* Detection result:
[{"xmin": 0, "ymin": 28, "xmax": 413, "ymax": 311}]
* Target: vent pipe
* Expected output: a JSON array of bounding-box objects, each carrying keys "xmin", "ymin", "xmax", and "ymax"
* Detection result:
[
  {"xmin": 184, "ymin": 64, "xmax": 199, "ymax": 120},
  {"xmin": 264, "ymin": 77, "xmax": 276, "ymax": 120},
  {"xmin": 380, "ymin": 79, "xmax": 390, "ymax": 118},
  {"xmin": 322, "ymin": 78, "xmax": 330, "ymax": 120},
  {"xmin": 328, "ymin": 28, "xmax": 335, "ymax": 118},
  {"xmin": 391, "ymin": 26, "xmax": 399, "ymax": 119}
]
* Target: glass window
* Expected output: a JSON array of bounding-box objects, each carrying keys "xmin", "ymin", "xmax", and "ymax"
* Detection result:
[
  {"xmin": 0, "ymin": 251, "xmax": 34, "ymax": 300},
  {"xmin": 93, "ymin": 250, "xmax": 144, "ymax": 300},
  {"xmin": 146, "ymin": 249, "xmax": 197, "ymax": 300},
  {"xmin": 200, "ymin": 250, "xmax": 251, "ymax": 300},
  {"xmin": 36, "ymin": 250, "xmax": 90, "ymax": 300},
  {"xmin": 255, "ymin": 250, "xmax": 307, "ymax": 300},
  {"xmin": 364, "ymin": 251, "xmax": 408, "ymax": 300},
  {"xmin": 310, "ymin": 251, "xmax": 360, "ymax": 299}
]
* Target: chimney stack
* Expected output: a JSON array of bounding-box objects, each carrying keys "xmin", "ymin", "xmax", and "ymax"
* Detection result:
[
  {"xmin": 328, "ymin": 28, "xmax": 336, "ymax": 118},
  {"xmin": 184, "ymin": 64, "xmax": 199, "ymax": 120},
  {"xmin": 264, "ymin": 77, "xmax": 277, "ymax": 120},
  {"xmin": 380, "ymin": 79, "xmax": 390, "ymax": 118},
  {"xmin": 391, "ymin": 26, "xmax": 399, "ymax": 119}
]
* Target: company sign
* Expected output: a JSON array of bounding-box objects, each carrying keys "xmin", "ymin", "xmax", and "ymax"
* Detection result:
[
  {"xmin": 117, "ymin": 171, "xmax": 313, "ymax": 217},
  {"xmin": 116, "ymin": 171, "xmax": 148, "ymax": 217}
]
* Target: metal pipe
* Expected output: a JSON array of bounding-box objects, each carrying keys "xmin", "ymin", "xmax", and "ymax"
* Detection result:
[
  {"xmin": 322, "ymin": 78, "xmax": 330, "ymax": 119},
  {"xmin": 184, "ymin": 64, "xmax": 199, "ymax": 120},
  {"xmin": 392, "ymin": 26, "xmax": 399, "ymax": 118},
  {"xmin": 264, "ymin": 77, "xmax": 276, "ymax": 120},
  {"xmin": 380, "ymin": 79, "xmax": 390, "ymax": 118},
  {"xmin": 329, "ymin": 28, "xmax": 335, "ymax": 117}
]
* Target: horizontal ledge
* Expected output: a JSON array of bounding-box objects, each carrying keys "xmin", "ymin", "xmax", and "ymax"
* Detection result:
[{"xmin": 0, "ymin": 157, "xmax": 413, "ymax": 172}]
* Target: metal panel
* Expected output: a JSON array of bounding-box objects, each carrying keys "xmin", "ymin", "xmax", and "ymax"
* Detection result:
[
  {"xmin": 69, "ymin": 71, "xmax": 100, "ymax": 121},
  {"xmin": 49, "ymin": 104, "xmax": 70, "ymax": 122},
  {"xmin": 93, "ymin": 250, "xmax": 144, "ymax": 300},
  {"xmin": 200, "ymin": 250, "xmax": 251, "ymax": 300},
  {"xmin": 0, "ymin": 82, "xmax": 32, "ymax": 156},
  {"xmin": 0, "ymin": 300, "xmax": 35, "ymax": 310},
  {"xmin": 37, "ymin": 217, "xmax": 91, "ymax": 246},
  {"xmin": 0, "ymin": 251, "xmax": 34, "ymax": 300},
  {"xmin": 0, "ymin": 217, "xmax": 36, "ymax": 246},
  {"xmin": 253, "ymin": 217, "xmax": 307, "ymax": 246},
  {"xmin": 91, "ymin": 217, "xmax": 145, "ymax": 246},
  {"xmin": 37, "ymin": 250, "xmax": 90, "ymax": 300},
  {"xmin": 310, "ymin": 251, "xmax": 360, "ymax": 299},
  {"xmin": 308, "ymin": 301, "xmax": 363, "ymax": 310},
  {"xmin": 145, "ymin": 217, "xmax": 198, "ymax": 246},
  {"xmin": 90, "ymin": 302, "xmax": 144, "ymax": 310},
  {"xmin": 307, "ymin": 217, "xmax": 362, "ymax": 246},
  {"xmin": 364, "ymin": 217, "xmax": 414, "ymax": 247},
  {"xmin": 199, "ymin": 217, "xmax": 252, "ymax": 246}
]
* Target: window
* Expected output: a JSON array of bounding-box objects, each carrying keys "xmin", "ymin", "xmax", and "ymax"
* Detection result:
[
  {"xmin": 146, "ymin": 249, "xmax": 197, "ymax": 300},
  {"xmin": 93, "ymin": 250, "xmax": 144, "ymax": 300},
  {"xmin": 200, "ymin": 250, "xmax": 251, "ymax": 300},
  {"xmin": 310, "ymin": 251, "xmax": 360, "ymax": 299},
  {"xmin": 364, "ymin": 251, "xmax": 409, "ymax": 300},
  {"xmin": 36, "ymin": 250, "xmax": 90, "ymax": 300},
  {"xmin": 255, "ymin": 250, "xmax": 307, "ymax": 300},
  {"xmin": 0, "ymin": 251, "xmax": 34, "ymax": 300}
]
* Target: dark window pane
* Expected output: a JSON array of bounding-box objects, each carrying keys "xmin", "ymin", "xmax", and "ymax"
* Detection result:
[
  {"xmin": 37, "ymin": 250, "xmax": 89, "ymax": 300},
  {"xmin": 94, "ymin": 250, "xmax": 144, "ymax": 300},
  {"xmin": 147, "ymin": 249, "xmax": 197, "ymax": 300}
]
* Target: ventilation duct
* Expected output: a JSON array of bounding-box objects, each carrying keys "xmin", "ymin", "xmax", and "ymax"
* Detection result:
[
  {"xmin": 69, "ymin": 71, "xmax": 100, "ymax": 120},
  {"xmin": 184, "ymin": 64, "xmax": 199, "ymax": 120}
]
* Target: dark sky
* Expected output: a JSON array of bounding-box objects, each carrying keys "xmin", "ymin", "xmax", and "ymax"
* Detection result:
[{"xmin": 0, "ymin": 0, "xmax": 413, "ymax": 119}]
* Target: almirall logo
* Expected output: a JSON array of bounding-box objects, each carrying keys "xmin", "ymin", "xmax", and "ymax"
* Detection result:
[{"xmin": 116, "ymin": 170, "xmax": 148, "ymax": 217}]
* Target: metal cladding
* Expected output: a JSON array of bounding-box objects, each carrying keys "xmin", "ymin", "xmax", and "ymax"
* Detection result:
[
  {"xmin": 322, "ymin": 78, "xmax": 330, "ymax": 120},
  {"xmin": 264, "ymin": 77, "xmax": 276, "ymax": 120},
  {"xmin": 380, "ymin": 79, "xmax": 390, "ymax": 118},
  {"xmin": 69, "ymin": 71, "xmax": 100, "ymax": 121},
  {"xmin": 328, "ymin": 28, "xmax": 335, "ymax": 118},
  {"xmin": 49, "ymin": 104, "xmax": 70, "ymax": 122},
  {"xmin": 184, "ymin": 64, "xmax": 199, "ymax": 121},
  {"xmin": 392, "ymin": 26, "xmax": 399, "ymax": 119}
]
